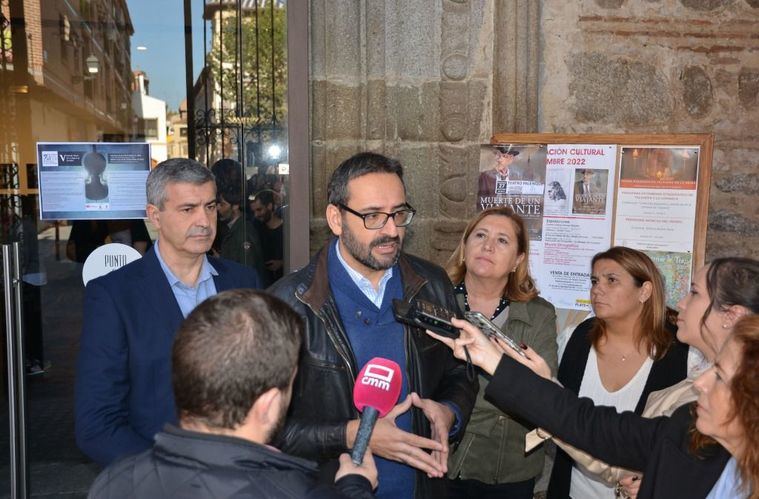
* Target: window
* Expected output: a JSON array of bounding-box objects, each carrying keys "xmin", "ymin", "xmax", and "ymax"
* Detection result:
[{"xmin": 144, "ymin": 118, "xmax": 158, "ymax": 139}]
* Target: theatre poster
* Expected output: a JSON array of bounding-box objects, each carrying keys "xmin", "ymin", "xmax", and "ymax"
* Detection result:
[
  {"xmin": 37, "ymin": 142, "xmax": 151, "ymax": 220},
  {"xmin": 534, "ymin": 144, "xmax": 617, "ymax": 311},
  {"xmin": 614, "ymin": 146, "xmax": 700, "ymax": 308}
]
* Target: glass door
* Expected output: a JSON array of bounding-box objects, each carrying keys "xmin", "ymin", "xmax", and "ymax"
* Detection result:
[{"xmin": 0, "ymin": 0, "xmax": 291, "ymax": 495}]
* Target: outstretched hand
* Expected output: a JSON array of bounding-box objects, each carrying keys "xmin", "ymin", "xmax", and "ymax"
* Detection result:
[
  {"xmin": 336, "ymin": 451, "xmax": 378, "ymax": 489},
  {"xmin": 494, "ymin": 338, "xmax": 552, "ymax": 380},
  {"xmin": 347, "ymin": 394, "xmax": 447, "ymax": 477},
  {"xmin": 425, "ymin": 317, "xmax": 503, "ymax": 375}
]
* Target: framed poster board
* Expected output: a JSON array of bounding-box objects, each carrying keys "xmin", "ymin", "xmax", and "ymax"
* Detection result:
[
  {"xmin": 37, "ymin": 142, "xmax": 151, "ymax": 220},
  {"xmin": 486, "ymin": 133, "xmax": 712, "ymax": 321}
]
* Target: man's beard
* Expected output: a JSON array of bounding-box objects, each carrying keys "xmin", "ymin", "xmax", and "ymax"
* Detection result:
[{"xmin": 341, "ymin": 222, "xmax": 402, "ymax": 271}]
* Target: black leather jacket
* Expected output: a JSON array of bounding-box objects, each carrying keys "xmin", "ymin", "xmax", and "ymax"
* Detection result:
[{"xmin": 269, "ymin": 243, "xmax": 478, "ymax": 497}]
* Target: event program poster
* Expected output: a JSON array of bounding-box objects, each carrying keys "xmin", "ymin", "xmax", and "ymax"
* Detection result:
[
  {"xmin": 477, "ymin": 144, "xmax": 546, "ymax": 242},
  {"xmin": 614, "ymin": 146, "xmax": 700, "ymax": 305},
  {"xmin": 37, "ymin": 142, "xmax": 151, "ymax": 220},
  {"xmin": 536, "ymin": 144, "xmax": 617, "ymax": 310}
]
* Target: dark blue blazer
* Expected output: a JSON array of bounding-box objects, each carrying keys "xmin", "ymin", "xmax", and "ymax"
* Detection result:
[{"xmin": 74, "ymin": 246, "xmax": 260, "ymax": 466}]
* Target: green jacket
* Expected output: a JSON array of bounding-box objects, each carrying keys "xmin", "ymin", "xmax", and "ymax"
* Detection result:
[{"xmin": 448, "ymin": 295, "xmax": 558, "ymax": 484}]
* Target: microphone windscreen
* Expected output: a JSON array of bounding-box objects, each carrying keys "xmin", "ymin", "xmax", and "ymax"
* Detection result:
[{"xmin": 353, "ymin": 357, "xmax": 402, "ymax": 418}]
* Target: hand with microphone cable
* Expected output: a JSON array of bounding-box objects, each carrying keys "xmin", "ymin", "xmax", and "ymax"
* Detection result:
[{"xmin": 347, "ymin": 358, "xmax": 451, "ymax": 478}]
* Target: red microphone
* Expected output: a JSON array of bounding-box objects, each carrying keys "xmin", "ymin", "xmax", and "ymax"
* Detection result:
[{"xmin": 351, "ymin": 357, "xmax": 403, "ymax": 465}]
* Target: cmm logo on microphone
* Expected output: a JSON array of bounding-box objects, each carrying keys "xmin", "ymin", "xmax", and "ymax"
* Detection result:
[{"xmin": 360, "ymin": 364, "xmax": 394, "ymax": 391}]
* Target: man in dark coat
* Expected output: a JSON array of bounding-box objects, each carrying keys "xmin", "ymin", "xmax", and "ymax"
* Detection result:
[
  {"xmin": 88, "ymin": 290, "xmax": 376, "ymax": 498},
  {"xmin": 75, "ymin": 158, "xmax": 261, "ymax": 466},
  {"xmin": 269, "ymin": 152, "xmax": 477, "ymax": 499}
]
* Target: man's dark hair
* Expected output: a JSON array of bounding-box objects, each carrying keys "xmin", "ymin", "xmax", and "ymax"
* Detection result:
[
  {"xmin": 327, "ymin": 152, "xmax": 405, "ymax": 205},
  {"xmin": 172, "ymin": 289, "xmax": 302, "ymax": 429},
  {"xmin": 147, "ymin": 158, "xmax": 215, "ymax": 209},
  {"xmin": 212, "ymin": 158, "xmax": 243, "ymax": 206},
  {"xmin": 251, "ymin": 189, "xmax": 276, "ymax": 207}
]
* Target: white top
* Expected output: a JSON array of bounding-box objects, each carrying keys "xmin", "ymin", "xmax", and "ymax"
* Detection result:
[
  {"xmin": 706, "ymin": 457, "xmax": 748, "ymax": 499},
  {"xmin": 569, "ymin": 347, "xmax": 654, "ymax": 499}
]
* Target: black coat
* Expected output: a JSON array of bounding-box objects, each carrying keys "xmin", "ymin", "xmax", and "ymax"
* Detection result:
[
  {"xmin": 548, "ymin": 318, "xmax": 690, "ymax": 497},
  {"xmin": 484, "ymin": 356, "xmax": 730, "ymax": 499},
  {"xmin": 268, "ymin": 242, "xmax": 478, "ymax": 498},
  {"xmin": 87, "ymin": 425, "xmax": 374, "ymax": 499}
]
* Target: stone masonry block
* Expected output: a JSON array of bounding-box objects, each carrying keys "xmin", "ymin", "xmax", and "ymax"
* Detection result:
[
  {"xmin": 366, "ymin": 80, "xmax": 387, "ymax": 140},
  {"xmin": 440, "ymin": 81, "xmax": 471, "ymax": 142},
  {"xmin": 324, "ymin": 0, "xmax": 361, "ymax": 78},
  {"xmin": 681, "ymin": 66, "xmax": 713, "ymax": 117},
  {"xmin": 568, "ymin": 53, "xmax": 673, "ymax": 126},
  {"xmin": 397, "ymin": 145, "xmax": 438, "ymax": 217},
  {"xmin": 679, "ymin": 0, "xmax": 733, "ymax": 10},
  {"xmin": 420, "ymin": 81, "xmax": 442, "ymax": 142},
  {"xmin": 738, "ymin": 68, "xmax": 759, "ymax": 109},
  {"xmin": 715, "ymin": 173, "xmax": 759, "ymax": 195},
  {"xmin": 324, "ymin": 82, "xmax": 362, "ymax": 140},
  {"xmin": 594, "ymin": 0, "xmax": 626, "ymax": 8}
]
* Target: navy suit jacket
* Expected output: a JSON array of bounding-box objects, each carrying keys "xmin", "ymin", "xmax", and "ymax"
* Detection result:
[{"xmin": 74, "ymin": 246, "xmax": 260, "ymax": 466}]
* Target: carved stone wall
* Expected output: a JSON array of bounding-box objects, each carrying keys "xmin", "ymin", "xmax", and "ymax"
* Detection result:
[
  {"xmin": 309, "ymin": 0, "xmax": 540, "ymax": 263},
  {"xmin": 540, "ymin": 0, "xmax": 759, "ymax": 259},
  {"xmin": 309, "ymin": 0, "xmax": 758, "ymax": 262}
]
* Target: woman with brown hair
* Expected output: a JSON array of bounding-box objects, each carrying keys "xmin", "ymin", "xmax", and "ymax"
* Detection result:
[
  {"xmin": 551, "ymin": 247, "xmax": 688, "ymax": 498},
  {"xmin": 444, "ymin": 206, "xmax": 558, "ymax": 498}
]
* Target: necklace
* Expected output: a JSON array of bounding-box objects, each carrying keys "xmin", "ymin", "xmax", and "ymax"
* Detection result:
[
  {"xmin": 454, "ymin": 282, "xmax": 509, "ymax": 319},
  {"xmin": 603, "ymin": 342, "xmax": 638, "ymax": 362}
]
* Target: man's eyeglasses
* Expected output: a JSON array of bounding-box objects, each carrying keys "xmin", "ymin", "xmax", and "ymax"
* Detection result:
[{"xmin": 337, "ymin": 203, "xmax": 416, "ymax": 230}]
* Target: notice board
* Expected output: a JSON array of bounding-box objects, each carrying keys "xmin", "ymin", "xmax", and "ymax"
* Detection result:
[
  {"xmin": 484, "ymin": 133, "xmax": 712, "ymax": 321},
  {"xmin": 37, "ymin": 142, "xmax": 151, "ymax": 220}
]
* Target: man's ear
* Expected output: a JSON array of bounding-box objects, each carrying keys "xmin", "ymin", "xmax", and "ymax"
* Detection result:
[
  {"xmin": 146, "ymin": 204, "xmax": 161, "ymax": 230},
  {"xmin": 252, "ymin": 387, "xmax": 283, "ymax": 428},
  {"xmin": 325, "ymin": 204, "xmax": 343, "ymax": 237}
]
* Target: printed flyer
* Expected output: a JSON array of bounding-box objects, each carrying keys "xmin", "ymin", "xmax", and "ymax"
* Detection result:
[
  {"xmin": 536, "ymin": 144, "xmax": 617, "ymax": 310},
  {"xmin": 37, "ymin": 142, "xmax": 151, "ymax": 220}
]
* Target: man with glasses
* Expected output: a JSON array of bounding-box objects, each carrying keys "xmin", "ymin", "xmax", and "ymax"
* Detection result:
[{"xmin": 270, "ymin": 152, "xmax": 477, "ymax": 499}]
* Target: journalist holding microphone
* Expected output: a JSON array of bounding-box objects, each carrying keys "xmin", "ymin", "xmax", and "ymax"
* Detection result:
[{"xmin": 427, "ymin": 258, "xmax": 759, "ymax": 498}]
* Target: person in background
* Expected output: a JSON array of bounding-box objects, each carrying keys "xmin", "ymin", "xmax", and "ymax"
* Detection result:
[
  {"xmin": 549, "ymin": 247, "xmax": 688, "ymax": 498},
  {"xmin": 250, "ymin": 189, "xmax": 284, "ymax": 283},
  {"xmin": 88, "ymin": 290, "xmax": 377, "ymax": 498},
  {"xmin": 75, "ymin": 158, "xmax": 261, "ymax": 466},
  {"xmin": 216, "ymin": 188, "xmax": 267, "ymax": 284},
  {"xmin": 444, "ymin": 206, "xmax": 557, "ymax": 499}
]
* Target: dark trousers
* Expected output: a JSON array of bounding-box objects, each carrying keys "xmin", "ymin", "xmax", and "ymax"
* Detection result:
[{"xmin": 448, "ymin": 477, "xmax": 536, "ymax": 499}]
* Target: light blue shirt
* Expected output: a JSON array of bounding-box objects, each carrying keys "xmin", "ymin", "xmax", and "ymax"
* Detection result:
[
  {"xmin": 706, "ymin": 457, "xmax": 747, "ymax": 499},
  {"xmin": 334, "ymin": 240, "xmax": 393, "ymax": 308},
  {"xmin": 154, "ymin": 241, "xmax": 218, "ymax": 318}
]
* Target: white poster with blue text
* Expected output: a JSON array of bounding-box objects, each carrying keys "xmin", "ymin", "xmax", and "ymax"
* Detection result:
[{"xmin": 37, "ymin": 142, "xmax": 151, "ymax": 220}]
